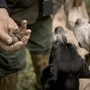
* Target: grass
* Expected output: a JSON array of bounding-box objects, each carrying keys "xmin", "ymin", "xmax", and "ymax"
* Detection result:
[{"xmin": 16, "ymin": 49, "xmax": 36, "ymax": 90}]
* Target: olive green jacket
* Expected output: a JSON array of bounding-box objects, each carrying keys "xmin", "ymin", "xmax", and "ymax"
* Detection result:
[{"xmin": 6, "ymin": 0, "xmax": 40, "ymax": 24}]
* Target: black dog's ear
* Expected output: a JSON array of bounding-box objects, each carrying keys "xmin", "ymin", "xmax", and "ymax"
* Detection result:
[
  {"xmin": 66, "ymin": 43, "xmax": 82, "ymax": 61},
  {"xmin": 41, "ymin": 64, "xmax": 58, "ymax": 90},
  {"xmin": 41, "ymin": 65, "xmax": 52, "ymax": 85},
  {"xmin": 67, "ymin": 43, "xmax": 78, "ymax": 55}
]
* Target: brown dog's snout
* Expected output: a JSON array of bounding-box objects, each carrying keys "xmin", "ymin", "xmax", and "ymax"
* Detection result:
[{"xmin": 75, "ymin": 18, "xmax": 82, "ymax": 25}]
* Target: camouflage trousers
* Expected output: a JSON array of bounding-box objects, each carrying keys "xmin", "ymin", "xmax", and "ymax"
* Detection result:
[
  {"xmin": 0, "ymin": 72, "xmax": 18, "ymax": 90},
  {"xmin": 30, "ymin": 52, "xmax": 50, "ymax": 89}
]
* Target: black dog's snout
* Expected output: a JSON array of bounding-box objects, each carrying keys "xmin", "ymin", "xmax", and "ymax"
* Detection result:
[
  {"xmin": 54, "ymin": 27, "xmax": 64, "ymax": 34},
  {"xmin": 52, "ymin": 26, "xmax": 67, "ymax": 44}
]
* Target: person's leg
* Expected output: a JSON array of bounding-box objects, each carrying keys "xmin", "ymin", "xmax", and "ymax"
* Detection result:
[
  {"xmin": 27, "ymin": 16, "xmax": 52, "ymax": 89},
  {"xmin": 0, "ymin": 72, "xmax": 18, "ymax": 90},
  {"xmin": 0, "ymin": 47, "xmax": 26, "ymax": 90},
  {"xmin": 30, "ymin": 52, "xmax": 50, "ymax": 89}
]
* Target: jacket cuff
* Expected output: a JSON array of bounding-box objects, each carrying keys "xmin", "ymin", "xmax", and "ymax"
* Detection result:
[{"xmin": 0, "ymin": 0, "xmax": 9, "ymax": 12}]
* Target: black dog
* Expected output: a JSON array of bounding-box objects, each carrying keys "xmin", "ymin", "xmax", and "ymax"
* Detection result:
[{"xmin": 41, "ymin": 26, "xmax": 90, "ymax": 90}]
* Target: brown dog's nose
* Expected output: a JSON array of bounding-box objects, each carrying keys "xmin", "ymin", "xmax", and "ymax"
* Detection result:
[{"xmin": 75, "ymin": 18, "xmax": 83, "ymax": 25}]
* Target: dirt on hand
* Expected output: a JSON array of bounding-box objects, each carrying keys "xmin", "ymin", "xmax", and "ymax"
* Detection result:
[
  {"xmin": 8, "ymin": 20, "xmax": 27, "ymax": 45},
  {"xmin": 8, "ymin": 27, "xmax": 25, "ymax": 44}
]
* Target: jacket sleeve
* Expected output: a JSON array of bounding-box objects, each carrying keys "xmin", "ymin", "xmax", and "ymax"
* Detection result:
[{"xmin": 0, "ymin": 0, "xmax": 8, "ymax": 10}]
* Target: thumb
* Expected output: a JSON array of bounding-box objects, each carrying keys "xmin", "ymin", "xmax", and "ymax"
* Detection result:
[{"xmin": 0, "ymin": 31, "xmax": 12, "ymax": 44}]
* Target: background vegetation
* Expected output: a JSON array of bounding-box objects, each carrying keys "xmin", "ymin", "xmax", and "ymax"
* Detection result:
[
  {"xmin": 16, "ymin": 49, "xmax": 36, "ymax": 90},
  {"xmin": 85, "ymin": 0, "xmax": 90, "ymax": 17},
  {"xmin": 16, "ymin": 0, "xmax": 90, "ymax": 90}
]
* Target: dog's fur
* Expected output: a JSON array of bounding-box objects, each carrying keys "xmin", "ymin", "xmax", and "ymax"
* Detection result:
[
  {"xmin": 74, "ymin": 19, "xmax": 90, "ymax": 51},
  {"xmin": 41, "ymin": 27, "xmax": 90, "ymax": 90}
]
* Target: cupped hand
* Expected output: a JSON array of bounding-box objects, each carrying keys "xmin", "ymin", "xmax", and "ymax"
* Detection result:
[{"xmin": 0, "ymin": 8, "xmax": 31, "ymax": 52}]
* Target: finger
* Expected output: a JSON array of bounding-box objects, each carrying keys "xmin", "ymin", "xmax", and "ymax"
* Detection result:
[
  {"xmin": 24, "ymin": 29, "xmax": 31, "ymax": 35},
  {"xmin": 0, "ymin": 32, "xmax": 12, "ymax": 44},
  {"xmin": 21, "ymin": 35, "xmax": 30, "ymax": 45},
  {"xmin": 0, "ymin": 41, "xmax": 23, "ymax": 52},
  {"xmin": 8, "ymin": 41, "xmax": 23, "ymax": 52},
  {"xmin": 20, "ymin": 29, "xmax": 31, "ymax": 45},
  {"xmin": 21, "ymin": 20, "xmax": 27, "ymax": 32}
]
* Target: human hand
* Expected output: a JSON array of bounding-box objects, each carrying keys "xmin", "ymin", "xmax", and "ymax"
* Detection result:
[
  {"xmin": 0, "ymin": 8, "xmax": 31, "ymax": 52},
  {"xmin": 0, "ymin": 8, "xmax": 18, "ymax": 44}
]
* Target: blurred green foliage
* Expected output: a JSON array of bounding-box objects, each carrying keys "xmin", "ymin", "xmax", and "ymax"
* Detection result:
[
  {"xmin": 16, "ymin": 49, "xmax": 36, "ymax": 90},
  {"xmin": 84, "ymin": 0, "xmax": 90, "ymax": 17}
]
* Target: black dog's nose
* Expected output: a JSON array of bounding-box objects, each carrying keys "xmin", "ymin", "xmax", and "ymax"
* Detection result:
[
  {"xmin": 53, "ymin": 26, "xmax": 67, "ymax": 44},
  {"xmin": 54, "ymin": 27, "xmax": 64, "ymax": 34}
]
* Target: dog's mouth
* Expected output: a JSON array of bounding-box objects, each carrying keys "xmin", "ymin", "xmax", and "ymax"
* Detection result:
[{"xmin": 52, "ymin": 26, "xmax": 67, "ymax": 44}]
